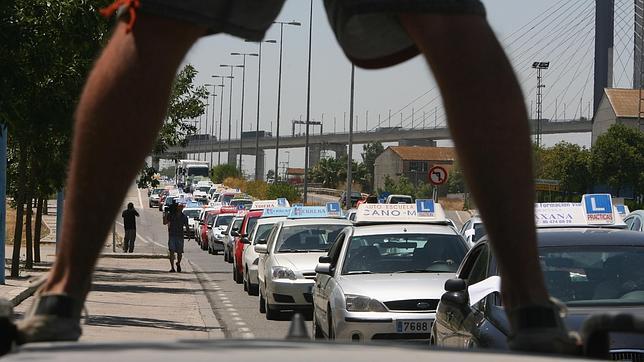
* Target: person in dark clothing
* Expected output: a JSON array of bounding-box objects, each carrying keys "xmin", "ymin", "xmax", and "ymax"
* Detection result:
[
  {"xmin": 121, "ymin": 202, "xmax": 139, "ymax": 253},
  {"xmin": 162, "ymin": 202, "xmax": 189, "ymax": 272}
]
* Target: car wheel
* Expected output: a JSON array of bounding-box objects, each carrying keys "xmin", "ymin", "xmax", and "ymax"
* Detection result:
[
  {"xmin": 265, "ymin": 297, "xmax": 279, "ymax": 321},
  {"xmin": 243, "ymin": 269, "xmax": 248, "ymax": 292},
  {"xmin": 232, "ymin": 263, "xmax": 238, "ymax": 282},
  {"xmin": 259, "ymin": 289, "xmax": 266, "ymax": 314},
  {"xmin": 327, "ymin": 304, "xmax": 335, "ymax": 340},
  {"xmin": 235, "ymin": 268, "xmax": 243, "ymax": 285}
]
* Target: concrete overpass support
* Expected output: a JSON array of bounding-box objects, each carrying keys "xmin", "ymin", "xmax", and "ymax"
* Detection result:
[
  {"xmin": 327, "ymin": 144, "xmax": 347, "ymax": 159},
  {"xmin": 308, "ymin": 144, "xmax": 322, "ymax": 168},
  {"xmin": 255, "ymin": 149, "xmax": 265, "ymax": 181},
  {"xmin": 227, "ymin": 151, "xmax": 238, "ymax": 167},
  {"xmin": 398, "ymin": 139, "xmax": 437, "ymax": 147}
]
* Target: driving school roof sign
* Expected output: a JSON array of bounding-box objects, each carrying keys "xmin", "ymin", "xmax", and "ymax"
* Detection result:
[
  {"xmin": 288, "ymin": 206, "xmax": 333, "ymax": 219},
  {"xmin": 355, "ymin": 200, "xmax": 447, "ymax": 224},
  {"xmin": 261, "ymin": 207, "xmax": 292, "ymax": 218},
  {"xmin": 535, "ymin": 194, "xmax": 626, "ymax": 228},
  {"xmin": 251, "ymin": 199, "xmax": 291, "ymax": 210}
]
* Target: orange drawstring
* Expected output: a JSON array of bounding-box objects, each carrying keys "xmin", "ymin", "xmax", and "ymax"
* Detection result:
[{"xmin": 99, "ymin": 0, "xmax": 141, "ymax": 33}]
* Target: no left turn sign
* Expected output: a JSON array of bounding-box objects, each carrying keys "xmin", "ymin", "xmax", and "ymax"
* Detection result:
[{"xmin": 429, "ymin": 165, "xmax": 448, "ymax": 186}]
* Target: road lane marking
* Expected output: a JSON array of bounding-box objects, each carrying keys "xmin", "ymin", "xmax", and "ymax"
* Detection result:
[
  {"xmin": 116, "ymin": 221, "xmax": 166, "ymax": 248},
  {"xmin": 137, "ymin": 188, "xmax": 144, "ymax": 209}
]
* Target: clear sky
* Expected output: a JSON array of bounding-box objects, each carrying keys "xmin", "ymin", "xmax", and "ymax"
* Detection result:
[{"xmin": 175, "ymin": 0, "xmax": 635, "ymax": 176}]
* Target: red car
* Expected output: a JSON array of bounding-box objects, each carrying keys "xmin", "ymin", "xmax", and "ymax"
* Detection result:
[
  {"xmin": 232, "ymin": 209, "xmax": 263, "ymax": 285},
  {"xmin": 199, "ymin": 210, "xmax": 220, "ymax": 250}
]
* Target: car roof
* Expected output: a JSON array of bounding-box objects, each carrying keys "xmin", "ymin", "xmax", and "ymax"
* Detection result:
[
  {"xmin": 256, "ymin": 217, "xmax": 286, "ymax": 225},
  {"xmin": 281, "ymin": 218, "xmax": 352, "ymax": 227},
  {"xmin": 352, "ymin": 223, "xmax": 460, "ymax": 236},
  {"xmin": 245, "ymin": 210, "xmax": 263, "ymax": 217},
  {"xmin": 478, "ymin": 228, "xmax": 644, "ymax": 248},
  {"xmin": 627, "ymin": 210, "xmax": 644, "ymax": 218}
]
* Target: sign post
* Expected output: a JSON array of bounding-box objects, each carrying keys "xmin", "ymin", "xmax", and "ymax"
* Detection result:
[
  {"xmin": 0, "ymin": 126, "xmax": 6, "ymax": 284},
  {"xmin": 428, "ymin": 165, "xmax": 448, "ymax": 202}
]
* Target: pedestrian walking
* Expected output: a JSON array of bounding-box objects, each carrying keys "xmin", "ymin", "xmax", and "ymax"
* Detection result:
[
  {"xmin": 121, "ymin": 202, "xmax": 139, "ymax": 253},
  {"xmin": 162, "ymin": 201, "xmax": 188, "ymax": 273}
]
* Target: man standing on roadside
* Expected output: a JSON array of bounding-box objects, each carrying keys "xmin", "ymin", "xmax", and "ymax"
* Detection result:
[
  {"xmin": 121, "ymin": 202, "xmax": 139, "ymax": 253},
  {"xmin": 162, "ymin": 202, "xmax": 188, "ymax": 273}
]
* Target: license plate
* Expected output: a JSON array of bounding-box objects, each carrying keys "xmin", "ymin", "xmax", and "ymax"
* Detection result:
[{"xmin": 395, "ymin": 320, "xmax": 431, "ymax": 334}]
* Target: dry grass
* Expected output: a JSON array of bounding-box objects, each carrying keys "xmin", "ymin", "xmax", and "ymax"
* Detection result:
[
  {"xmin": 438, "ymin": 197, "xmax": 466, "ymax": 211},
  {"xmin": 5, "ymin": 204, "xmax": 50, "ymax": 245}
]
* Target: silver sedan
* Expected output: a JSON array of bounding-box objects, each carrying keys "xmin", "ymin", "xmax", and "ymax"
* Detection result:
[{"xmin": 312, "ymin": 223, "xmax": 468, "ymax": 342}]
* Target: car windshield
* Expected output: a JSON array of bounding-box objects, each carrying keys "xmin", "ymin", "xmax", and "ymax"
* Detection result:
[
  {"xmin": 197, "ymin": 186, "xmax": 210, "ymax": 192},
  {"xmin": 187, "ymin": 167, "xmax": 209, "ymax": 177},
  {"xmin": 221, "ymin": 194, "xmax": 234, "ymax": 204},
  {"xmin": 245, "ymin": 217, "xmax": 259, "ymax": 234},
  {"xmin": 275, "ymin": 224, "xmax": 346, "ymax": 253},
  {"xmin": 389, "ymin": 196, "xmax": 412, "ymax": 204},
  {"xmin": 151, "ymin": 189, "xmax": 163, "ymax": 195},
  {"xmin": 164, "ymin": 197, "xmax": 175, "ymax": 205},
  {"xmin": 206, "ymin": 214, "xmax": 218, "ymax": 226},
  {"xmin": 182, "ymin": 209, "xmax": 201, "ymax": 219},
  {"xmin": 473, "ymin": 223, "xmax": 487, "ymax": 242},
  {"xmin": 230, "ymin": 199, "xmax": 253, "ymax": 209},
  {"xmin": 214, "ymin": 215, "xmax": 234, "ymax": 227},
  {"xmin": 539, "ymin": 246, "xmax": 644, "ymax": 306},
  {"xmin": 342, "ymin": 234, "xmax": 467, "ymax": 274}
]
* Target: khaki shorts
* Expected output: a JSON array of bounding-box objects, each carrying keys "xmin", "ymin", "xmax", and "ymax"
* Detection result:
[{"xmin": 130, "ymin": 0, "xmax": 485, "ymax": 69}]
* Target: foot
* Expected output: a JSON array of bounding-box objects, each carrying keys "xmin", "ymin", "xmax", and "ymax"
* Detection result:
[
  {"xmin": 176, "ymin": 263, "xmax": 181, "ymax": 273},
  {"xmin": 507, "ymin": 299, "xmax": 581, "ymax": 356},
  {"xmin": 15, "ymin": 293, "xmax": 83, "ymax": 344}
]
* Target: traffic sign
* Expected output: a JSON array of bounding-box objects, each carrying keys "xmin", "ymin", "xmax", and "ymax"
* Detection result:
[{"xmin": 428, "ymin": 166, "xmax": 448, "ymax": 186}]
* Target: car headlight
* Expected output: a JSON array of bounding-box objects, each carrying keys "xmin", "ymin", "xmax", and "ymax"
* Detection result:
[
  {"xmin": 272, "ymin": 266, "xmax": 297, "ymax": 280},
  {"xmin": 345, "ymin": 295, "xmax": 388, "ymax": 312}
]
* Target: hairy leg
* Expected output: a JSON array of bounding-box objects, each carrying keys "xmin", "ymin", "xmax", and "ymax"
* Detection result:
[
  {"xmin": 399, "ymin": 14, "xmax": 549, "ymax": 309},
  {"xmin": 41, "ymin": 16, "xmax": 206, "ymax": 298}
]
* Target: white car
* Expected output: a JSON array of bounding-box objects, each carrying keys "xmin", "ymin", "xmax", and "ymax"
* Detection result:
[
  {"xmin": 242, "ymin": 207, "xmax": 291, "ymax": 296},
  {"xmin": 312, "ymin": 201, "xmax": 468, "ymax": 342},
  {"xmin": 224, "ymin": 216, "xmax": 245, "ymax": 263},
  {"xmin": 207, "ymin": 213, "xmax": 236, "ymax": 254},
  {"xmin": 182, "ymin": 207, "xmax": 202, "ymax": 238},
  {"xmin": 385, "ymin": 194, "xmax": 414, "ymax": 204},
  {"xmin": 255, "ymin": 206, "xmax": 351, "ymax": 320},
  {"xmin": 459, "ymin": 215, "xmax": 485, "ymax": 247}
]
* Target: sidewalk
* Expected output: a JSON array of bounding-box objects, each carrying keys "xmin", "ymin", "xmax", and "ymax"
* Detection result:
[{"xmin": 4, "ymin": 246, "xmax": 223, "ymax": 341}]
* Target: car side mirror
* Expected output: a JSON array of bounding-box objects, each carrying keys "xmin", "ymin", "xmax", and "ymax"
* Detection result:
[
  {"xmin": 230, "ymin": 230, "xmax": 240, "ymax": 237},
  {"xmin": 207, "ymin": 225, "xmax": 212, "ymax": 230},
  {"xmin": 256, "ymin": 238, "xmax": 267, "ymax": 245},
  {"xmin": 319, "ymin": 256, "xmax": 332, "ymax": 264},
  {"xmin": 441, "ymin": 278, "xmax": 470, "ymax": 315},
  {"xmin": 315, "ymin": 263, "xmax": 332, "ymax": 275},
  {"xmin": 242, "ymin": 237, "xmax": 251, "ymax": 245},
  {"xmin": 254, "ymin": 244, "xmax": 268, "ymax": 254}
]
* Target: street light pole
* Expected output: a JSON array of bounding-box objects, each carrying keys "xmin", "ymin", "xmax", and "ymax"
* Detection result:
[
  {"xmin": 231, "ymin": 52, "xmax": 259, "ymax": 176},
  {"xmin": 273, "ymin": 21, "xmax": 301, "ymax": 182},
  {"xmin": 220, "ymin": 65, "xmax": 241, "ymax": 165},
  {"xmin": 346, "ymin": 65, "xmax": 355, "ymax": 209},
  {"xmin": 204, "ymin": 84, "xmax": 218, "ymax": 169},
  {"xmin": 303, "ymin": 0, "xmax": 314, "ymax": 204},
  {"xmin": 246, "ymin": 39, "xmax": 277, "ymax": 180},
  {"xmin": 212, "ymin": 75, "xmax": 228, "ymax": 166}
]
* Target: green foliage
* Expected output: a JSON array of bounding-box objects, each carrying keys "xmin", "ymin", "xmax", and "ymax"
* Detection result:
[
  {"xmin": 540, "ymin": 141, "xmax": 591, "ymax": 194},
  {"xmin": 153, "ymin": 64, "xmax": 207, "ymax": 155},
  {"xmin": 211, "ymin": 164, "xmax": 241, "ymax": 183},
  {"xmin": 136, "ymin": 165, "xmax": 160, "ymax": 189},
  {"xmin": 447, "ymin": 162, "xmax": 466, "ymax": 194},
  {"xmin": 245, "ymin": 180, "xmax": 268, "ymax": 199},
  {"xmin": 361, "ymin": 142, "xmax": 384, "ymax": 192},
  {"xmin": 266, "ymin": 183, "xmax": 300, "ymax": 203},
  {"xmin": 159, "ymin": 166, "xmax": 176, "ymax": 179},
  {"xmin": 590, "ymin": 124, "xmax": 644, "ymax": 196},
  {"xmin": 382, "ymin": 175, "xmax": 416, "ymax": 196},
  {"xmin": 310, "ymin": 157, "xmax": 344, "ymax": 188}
]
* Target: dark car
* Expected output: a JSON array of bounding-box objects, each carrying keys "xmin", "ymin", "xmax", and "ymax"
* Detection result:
[
  {"xmin": 431, "ymin": 227, "xmax": 644, "ymax": 360},
  {"xmin": 339, "ymin": 191, "xmax": 362, "ymax": 208}
]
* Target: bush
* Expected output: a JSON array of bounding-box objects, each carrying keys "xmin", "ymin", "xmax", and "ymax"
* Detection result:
[
  {"xmin": 223, "ymin": 177, "xmax": 246, "ymax": 190},
  {"xmin": 245, "ymin": 180, "xmax": 268, "ymax": 199},
  {"xmin": 211, "ymin": 164, "xmax": 241, "ymax": 183},
  {"xmin": 266, "ymin": 183, "xmax": 301, "ymax": 203}
]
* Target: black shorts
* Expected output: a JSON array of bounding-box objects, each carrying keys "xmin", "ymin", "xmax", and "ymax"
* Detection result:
[{"xmin": 127, "ymin": 0, "xmax": 485, "ymax": 69}]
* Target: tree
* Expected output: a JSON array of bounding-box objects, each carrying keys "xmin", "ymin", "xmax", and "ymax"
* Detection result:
[
  {"xmin": 381, "ymin": 175, "xmax": 415, "ymax": 196},
  {"xmin": 2, "ymin": 0, "xmax": 110, "ymax": 276},
  {"xmin": 159, "ymin": 166, "xmax": 176, "ymax": 179},
  {"xmin": 266, "ymin": 182, "xmax": 301, "ymax": 203},
  {"xmin": 361, "ymin": 142, "xmax": 384, "ymax": 192},
  {"xmin": 310, "ymin": 157, "xmax": 343, "ymax": 188},
  {"xmin": 447, "ymin": 162, "xmax": 466, "ymax": 194},
  {"xmin": 540, "ymin": 141, "xmax": 591, "ymax": 194},
  {"xmin": 211, "ymin": 164, "xmax": 241, "ymax": 183},
  {"xmin": 591, "ymin": 124, "xmax": 644, "ymax": 196},
  {"xmin": 136, "ymin": 64, "xmax": 207, "ymax": 188}
]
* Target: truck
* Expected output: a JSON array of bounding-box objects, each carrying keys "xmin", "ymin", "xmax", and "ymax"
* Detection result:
[{"xmin": 175, "ymin": 159, "xmax": 210, "ymax": 193}]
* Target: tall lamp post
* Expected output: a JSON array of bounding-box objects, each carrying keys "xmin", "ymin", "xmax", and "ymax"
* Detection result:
[
  {"xmin": 532, "ymin": 61, "xmax": 549, "ymax": 148},
  {"xmin": 346, "ymin": 65, "xmax": 355, "ymax": 209},
  {"xmin": 245, "ymin": 39, "xmax": 277, "ymax": 180},
  {"xmin": 211, "ymin": 75, "xmax": 229, "ymax": 166},
  {"xmin": 303, "ymin": 0, "xmax": 314, "ymax": 203},
  {"xmin": 273, "ymin": 20, "xmax": 301, "ymax": 182},
  {"xmin": 230, "ymin": 52, "xmax": 258, "ymax": 175},
  {"xmin": 204, "ymin": 84, "xmax": 222, "ymax": 169},
  {"xmin": 220, "ymin": 64, "xmax": 243, "ymax": 165}
]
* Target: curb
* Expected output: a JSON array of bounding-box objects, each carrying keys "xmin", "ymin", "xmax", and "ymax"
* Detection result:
[
  {"xmin": 189, "ymin": 260, "xmax": 229, "ymax": 339},
  {"xmin": 8, "ymin": 274, "xmax": 48, "ymax": 307},
  {"xmin": 99, "ymin": 253, "xmax": 167, "ymax": 259}
]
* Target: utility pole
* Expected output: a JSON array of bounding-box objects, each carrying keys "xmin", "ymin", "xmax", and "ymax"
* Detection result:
[
  {"xmin": 303, "ymin": 0, "xmax": 314, "ymax": 203},
  {"xmin": 231, "ymin": 52, "xmax": 257, "ymax": 174},
  {"xmin": 219, "ymin": 65, "xmax": 240, "ymax": 164},
  {"xmin": 346, "ymin": 65, "xmax": 355, "ymax": 209},
  {"xmin": 532, "ymin": 61, "xmax": 549, "ymax": 148}
]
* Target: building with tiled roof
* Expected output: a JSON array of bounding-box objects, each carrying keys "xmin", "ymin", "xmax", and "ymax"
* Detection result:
[
  {"xmin": 374, "ymin": 146, "xmax": 456, "ymax": 190},
  {"xmin": 592, "ymin": 88, "xmax": 644, "ymax": 144}
]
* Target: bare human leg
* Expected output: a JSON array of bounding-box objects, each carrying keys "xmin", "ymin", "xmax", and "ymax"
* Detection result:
[
  {"xmin": 15, "ymin": 15, "xmax": 206, "ymax": 344},
  {"xmin": 41, "ymin": 16, "xmax": 205, "ymax": 298},
  {"xmin": 399, "ymin": 14, "xmax": 578, "ymax": 353},
  {"xmin": 169, "ymin": 252, "xmax": 176, "ymax": 272}
]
